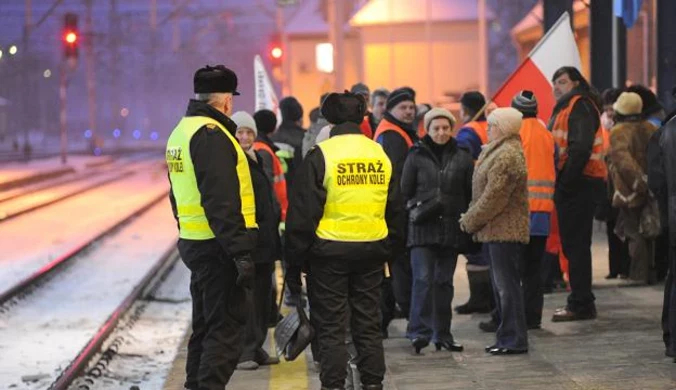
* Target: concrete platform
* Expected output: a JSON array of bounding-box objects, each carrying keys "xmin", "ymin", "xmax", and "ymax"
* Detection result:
[{"xmin": 164, "ymin": 229, "xmax": 676, "ymax": 390}]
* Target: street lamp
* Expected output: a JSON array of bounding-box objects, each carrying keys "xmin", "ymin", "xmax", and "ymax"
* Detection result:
[
  {"xmin": 9, "ymin": 45, "xmax": 17, "ymax": 55},
  {"xmin": 43, "ymin": 69, "xmax": 52, "ymax": 78},
  {"xmin": 0, "ymin": 50, "xmax": 3, "ymax": 60}
]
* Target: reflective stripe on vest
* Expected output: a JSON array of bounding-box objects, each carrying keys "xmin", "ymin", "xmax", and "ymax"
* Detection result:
[
  {"xmin": 551, "ymin": 95, "xmax": 607, "ymax": 179},
  {"xmin": 372, "ymin": 118, "xmax": 414, "ymax": 148},
  {"xmin": 316, "ymin": 134, "xmax": 392, "ymax": 242},
  {"xmin": 465, "ymin": 120, "xmax": 489, "ymax": 145},
  {"xmin": 254, "ymin": 141, "xmax": 288, "ymax": 221},
  {"xmin": 520, "ymin": 118, "xmax": 556, "ymax": 213},
  {"xmin": 167, "ymin": 116, "xmax": 257, "ymax": 240}
]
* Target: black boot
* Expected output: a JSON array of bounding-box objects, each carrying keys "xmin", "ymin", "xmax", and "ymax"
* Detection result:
[
  {"xmin": 363, "ymin": 385, "xmax": 384, "ymax": 390},
  {"xmin": 455, "ymin": 269, "xmax": 492, "ymax": 314}
]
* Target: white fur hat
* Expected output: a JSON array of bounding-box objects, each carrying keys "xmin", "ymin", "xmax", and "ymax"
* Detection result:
[
  {"xmin": 487, "ymin": 107, "xmax": 523, "ymax": 137},
  {"xmin": 231, "ymin": 111, "xmax": 257, "ymax": 136}
]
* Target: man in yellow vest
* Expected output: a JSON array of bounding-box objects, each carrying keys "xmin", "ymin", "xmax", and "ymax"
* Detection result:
[
  {"xmin": 166, "ymin": 65, "xmax": 258, "ymax": 390},
  {"xmin": 285, "ymin": 92, "xmax": 404, "ymax": 390},
  {"xmin": 548, "ymin": 66, "xmax": 607, "ymax": 322}
]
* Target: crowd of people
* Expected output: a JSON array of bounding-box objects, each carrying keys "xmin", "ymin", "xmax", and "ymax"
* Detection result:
[{"xmin": 165, "ymin": 63, "xmax": 676, "ymax": 390}]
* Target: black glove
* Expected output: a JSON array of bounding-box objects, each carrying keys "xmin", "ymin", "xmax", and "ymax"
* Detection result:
[{"xmin": 233, "ymin": 253, "xmax": 255, "ymax": 288}]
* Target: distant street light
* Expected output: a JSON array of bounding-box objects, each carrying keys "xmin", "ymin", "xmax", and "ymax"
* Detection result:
[
  {"xmin": 9, "ymin": 45, "xmax": 17, "ymax": 55},
  {"xmin": 0, "ymin": 50, "xmax": 3, "ymax": 60},
  {"xmin": 120, "ymin": 107, "xmax": 129, "ymax": 117},
  {"xmin": 44, "ymin": 69, "xmax": 52, "ymax": 78}
]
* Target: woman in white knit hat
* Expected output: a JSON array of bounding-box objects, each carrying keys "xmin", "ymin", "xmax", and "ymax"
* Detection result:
[
  {"xmin": 232, "ymin": 111, "xmax": 282, "ymax": 370},
  {"xmin": 460, "ymin": 107, "xmax": 530, "ymax": 355},
  {"xmin": 401, "ymin": 107, "xmax": 475, "ymax": 354}
]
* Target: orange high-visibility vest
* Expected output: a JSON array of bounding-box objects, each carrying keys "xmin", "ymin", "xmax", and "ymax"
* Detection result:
[
  {"xmin": 373, "ymin": 118, "xmax": 414, "ymax": 149},
  {"xmin": 253, "ymin": 141, "xmax": 288, "ymax": 221},
  {"xmin": 520, "ymin": 117, "xmax": 556, "ymax": 213},
  {"xmin": 417, "ymin": 120, "xmax": 426, "ymax": 139},
  {"xmin": 551, "ymin": 95, "xmax": 607, "ymax": 179},
  {"xmin": 360, "ymin": 116, "xmax": 374, "ymax": 139},
  {"xmin": 464, "ymin": 120, "xmax": 489, "ymax": 145}
]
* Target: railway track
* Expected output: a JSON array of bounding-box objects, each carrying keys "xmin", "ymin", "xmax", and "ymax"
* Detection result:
[
  {"xmin": 0, "ymin": 197, "xmax": 178, "ymax": 389},
  {"xmin": 0, "ymin": 158, "xmax": 161, "ymax": 223}
]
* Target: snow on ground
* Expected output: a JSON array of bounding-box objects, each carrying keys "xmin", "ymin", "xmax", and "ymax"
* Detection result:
[
  {"xmin": 0, "ymin": 155, "xmax": 114, "ymax": 185},
  {"xmin": 0, "ymin": 163, "xmax": 170, "ymax": 292},
  {"xmin": 0, "ymin": 200, "xmax": 177, "ymax": 389},
  {"xmin": 0, "ymin": 160, "xmax": 160, "ymax": 219},
  {"xmin": 68, "ymin": 261, "xmax": 192, "ymax": 390}
]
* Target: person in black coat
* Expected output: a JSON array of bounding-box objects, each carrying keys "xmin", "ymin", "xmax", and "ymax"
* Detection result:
[
  {"xmin": 400, "ymin": 107, "xmax": 474, "ymax": 354},
  {"xmin": 232, "ymin": 111, "xmax": 281, "ymax": 370}
]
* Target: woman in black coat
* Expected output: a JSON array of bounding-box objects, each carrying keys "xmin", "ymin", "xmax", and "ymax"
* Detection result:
[
  {"xmin": 401, "ymin": 108, "xmax": 474, "ymax": 354},
  {"xmin": 232, "ymin": 111, "xmax": 282, "ymax": 370}
]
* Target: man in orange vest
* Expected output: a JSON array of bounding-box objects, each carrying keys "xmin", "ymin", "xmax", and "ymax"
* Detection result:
[
  {"xmin": 454, "ymin": 91, "xmax": 493, "ymax": 316},
  {"xmin": 373, "ymin": 87, "xmax": 418, "ymax": 336},
  {"xmin": 479, "ymin": 91, "xmax": 558, "ymax": 333},
  {"xmin": 549, "ymin": 66, "xmax": 607, "ymax": 322}
]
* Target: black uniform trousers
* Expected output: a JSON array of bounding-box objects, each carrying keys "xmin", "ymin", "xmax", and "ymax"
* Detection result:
[
  {"xmin": 310, "ymin": 256, "xmax": 386, "ymax": 388},
  {"xmin": 239, "ymin": 262, "xmax": 275, "ymax": 363},
  {"xmin": 178, "ymin": 239, "xmax": 248, "ymax": 390},
  {"xmin": 662, "ymin": 246, "xmax": 676, "ymax": 354},
  {"xmin": 555, "ymin": 178, "xmax": 603, "ymax": 313}
]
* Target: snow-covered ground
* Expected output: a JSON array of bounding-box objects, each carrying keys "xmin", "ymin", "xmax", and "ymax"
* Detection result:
[
  {"xmin": 67, "ymin": 260, "xmax": 192, "ymax": 390},
  {"xmin": 0, "ymin": 201, "xmax": 177, "ymax": 389},
  {"xmin": 0, "ymin": 160, "xmax": 160, "ymax": 219},
  {"xmin": 0, "ymin": 155, "xmax": 114, "ymax": 185},
  {"xmin": 0, "ymin": 165, "xmax": 170, "ymax": 294}
]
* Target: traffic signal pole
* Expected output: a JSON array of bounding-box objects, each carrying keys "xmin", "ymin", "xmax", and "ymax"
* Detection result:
[
  {"xmin": 59, "ymin": 63, "xmax": 68, "ymax": 164},
  {"xmin": 85, "ymin": 0, "xmax": 98, "ymax": 145}
]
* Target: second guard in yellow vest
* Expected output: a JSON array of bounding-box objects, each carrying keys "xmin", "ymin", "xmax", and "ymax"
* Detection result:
[{"xmin": 285, "ymin": 91, "xmax": 405, "ymax": 390}]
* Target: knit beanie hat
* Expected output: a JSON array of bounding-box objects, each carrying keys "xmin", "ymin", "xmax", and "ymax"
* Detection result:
[
  {"xmin": 386, "ymin": 87, "xmax": 415, "ymax": 111},
  {"xmin": 253, "ymin": 109, "xmax": 277, "ymax": 134},
  {"xmin": 511, "ymin": 90, "xmax": 538, "ymax": 116},
  {"xmin": 424, "ymin": 108, "xmax": 457, "ymax": 132},
  {"xmin": 280, "ymin": 96, "xmax": 304, "ymax": 122},
  {"xmin": 487, "ymin": 107, "xmax": 523, "ymax": 138},
  {"xmin": 460, "ymin": 91, "xmax": 486, "ymax": 114},
  {"xmin": 231, "ymin": 111, "xmax": 257, "ymax": 137}
]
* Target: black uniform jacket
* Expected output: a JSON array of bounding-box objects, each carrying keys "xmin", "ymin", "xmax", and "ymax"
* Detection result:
[
  {"xmin": 284, "ymin": 122, "xmax": 406, "ymax": 268},
  {"xmin": 169, "ymin": 100, "xmax": 257, "ymax": 258}
]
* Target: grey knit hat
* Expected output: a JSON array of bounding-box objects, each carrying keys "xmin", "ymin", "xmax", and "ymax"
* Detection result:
[
  {"xmin": 424, "ymin": 107, "xmax": 457, "ymax": 132},
  {"xmin": 511, "ymin": 90, "xmax": 538, "ymax": 116}
]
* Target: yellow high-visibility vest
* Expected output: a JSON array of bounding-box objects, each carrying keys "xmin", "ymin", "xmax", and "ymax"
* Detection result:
[
  {"xmin": 166, "ymin": 116, "xmax": 257, "ymax": 240},
  {"xmin": 315, "ymin": 134, "xmax": 392, "ymax": 242}
]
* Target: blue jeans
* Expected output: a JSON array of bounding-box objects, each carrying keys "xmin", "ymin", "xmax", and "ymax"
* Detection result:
[
  {"xmin": 487, "ymin": 242, "xmax": 528, "ymax": 351},
  {"xmin": 407, "ymin": 246, "xmax": 458, "ymax": 343}
]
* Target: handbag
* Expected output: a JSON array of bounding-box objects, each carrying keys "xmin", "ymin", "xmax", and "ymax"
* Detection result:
[
  {"xmin": 273, "ymin": 277, "xmax": 315, "ymax": 361},
  {"xmin": 639, "ymin": 192, "xmax": 661, "ymax": 239},
  {"xmin": 407, "ymin": 190, "xmax": 443, "ymax": 224}
]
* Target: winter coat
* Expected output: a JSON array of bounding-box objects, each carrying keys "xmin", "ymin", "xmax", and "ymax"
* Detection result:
[
  {"xmin": 302, "ymin": 116, "xmax": 329, "ymax": 158},
  {"xmin": 648, "ymin": 117, "xmax": 676, "ymax": 246},
  {"xmin": 247, "ymin": 152, "xmax": 281, "ymax": 264},
  {"xmin": 608, "ymin": 120, "xmax": 656, "ymax": 209},
  {"xmin": 376, "ymin": 112, "xmax": 418, "ymax": 178},
  {"xmin": 284, "ymin": 122, "xmax": 406, "ymax": 267},
  {"xmin": 270, "ymin": 120, "xmax": 305, "ymax": 188},
  {"xmin": 460, "ymin": 134, "xmax": 530, "ymax": 244},
  {"xmin": 401, "ymin": 136, "xmax": 474, "ymax": 249}
]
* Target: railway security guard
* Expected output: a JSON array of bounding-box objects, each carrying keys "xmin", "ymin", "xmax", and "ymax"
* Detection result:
[
  {"xmin": 285, "ymin": 91, "xmax": 405, "ymax": 390},
  {"xmin": 166, "ymin": 65, "xmax": 258, "ymax": 390}
]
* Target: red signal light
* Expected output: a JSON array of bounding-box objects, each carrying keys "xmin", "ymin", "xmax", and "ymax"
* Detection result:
[
  {"xmin": 271, "ymin": 46, "xmax": 283, "ymax": 59},
  {"xmin": 65, "ymin": 32, "xmax": 77, "ymax": 44}
]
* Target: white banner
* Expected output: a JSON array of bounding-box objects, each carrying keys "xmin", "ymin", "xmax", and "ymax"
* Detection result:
[{"xmin": 254, "ymin": 55, "xmax": 282, "ymax": 127}]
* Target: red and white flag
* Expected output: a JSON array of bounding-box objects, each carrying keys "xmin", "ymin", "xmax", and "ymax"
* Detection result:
[
  {"xmin": 492, "ymin": 12, "xmax": 582, "ymax": 122},
  {"xmin": 254, "ymin": 55, "xmax": 282, "ymax": 127}
]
